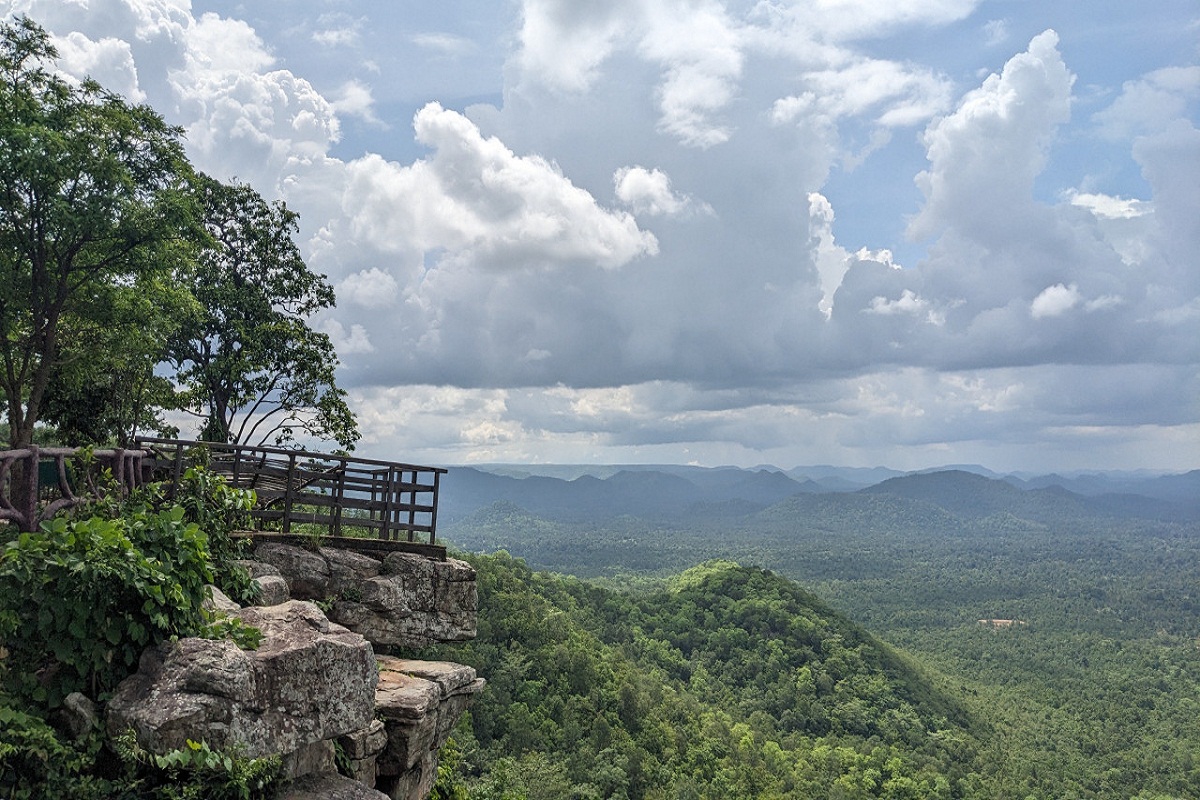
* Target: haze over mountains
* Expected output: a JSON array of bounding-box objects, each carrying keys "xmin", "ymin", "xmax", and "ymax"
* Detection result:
[{"xmin": 440, "ymin": 464, "xmax": 1200, "ymax": 525}]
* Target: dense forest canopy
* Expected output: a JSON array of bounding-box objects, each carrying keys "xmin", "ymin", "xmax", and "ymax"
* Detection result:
[{"xmin": 428, "ymin": 466, "xmax": 1200, "ymax": 798}]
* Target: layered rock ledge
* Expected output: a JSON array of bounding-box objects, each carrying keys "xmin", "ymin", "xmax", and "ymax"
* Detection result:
[
  {"xmin": 241, "ymin": 542, "xmax": 477, "ymax": 648},
  {"xmin": 375, "ymin": 657, "xmax": 486, "ymax": 800},
  {"xmin": 107, "ymin": 548, "xmax": 485, "ymax": 800}
]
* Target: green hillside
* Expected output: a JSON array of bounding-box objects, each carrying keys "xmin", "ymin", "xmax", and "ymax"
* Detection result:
[
  {"xmin": 420, "ymin": 554, "xmax": 981, "ymax": 799},
  {"xmin": 437, "ymin": 470, "xmax": 1200, "ymax": 798}
]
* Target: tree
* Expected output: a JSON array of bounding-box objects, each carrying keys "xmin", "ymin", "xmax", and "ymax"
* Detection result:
[
  {"xmin": 168, "ymin": 174, "xmax": 359, "ymax": 451},
  {"xmin": 39, "ymin": 273, "xmax": 193, "ymax": 445},
  {"xmin": 0, "ymin": 16, "xmax": 195, "ymax": 449}
]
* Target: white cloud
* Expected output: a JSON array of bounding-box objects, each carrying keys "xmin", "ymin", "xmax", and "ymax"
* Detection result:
[
  {"xmin": 12, "ymin": 0, "xmax": 1197, "ymax": 472},
  {"xmin": 516, "ymin": 0, "xmax": 635, "ymax": 93},
  {"xmin": 313, "ymin": 14, "xmax": 362, "ymax": 48},
  {"xmin": 1093, "ymin": 66, "xmax": 1200, "ymax": 141},
  {"xmin": 614, "ymin": 166, "xmax": 703, "ymax": 216},
  {"xmin": 54, "ymin": 31, "xmax": 145, "ymax": 101},
  {"xmin": 868, "ymin": 289, "xmax": 928, "ymax": 316},
  {"xmin": 338, "ymin": 268, "xmax": 399, "ymax": 309},
  {"xmin": 329, "ymin": 80, "xmax": 381, "ymax": 125},
  {"xmin": 411, "ymin": 32, "xmax": 476, "ymax": 57},
  {"xmin": 774, "ymin": 58, "xmax": 951, "ymax": 129},
  {"xmin": 801, "ymin": 0, "xmax": 982, "ymax": 40},
  {"xmin": 1030, "ymin": 283, "xmax": 1081, "ymax": 318},
  {"xmin": 319, "ymin": 319, "xmax": 374, "ymax": 354},
  {"xmin": 338, "ymin": 103, "xmax": 658, "ymax": 270},
  {"xmin": 983, "ymin": 19, "xmax": 1009, "ymax": 47},
  {"xmin": 1066, "ymin": 190, "xmax": 1151, "ymax": 220},
  {"xmin": 909, "ymin": 30, "xmax": 1073, "ymax": 242}
]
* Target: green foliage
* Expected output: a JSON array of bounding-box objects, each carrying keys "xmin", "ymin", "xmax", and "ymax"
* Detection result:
[
  {"xmin": 197, "ymin": 614, "xmax": 263, "ymax": 651},
  {"xmin": 0, "ymin": 17, "xmax": 359, "ymax": 452},
  {"xmin": 112, "ymin": 730, "xmax": 282, "ymax": 800},
  {"xmin": 422, "ymin": 553, "xmax": 978, "ymax": 799},
  {"xmin": 40, "ymin": 274, "xmax": 193, "ymax": 446},
  {"xmin": 444, "ymin": 477, "xmax": 1200, "ymax": 798},
  {"xmin": 0, "ymin": 700, "xmax": 110, "ymax": 799},
  {"xmin": 175, "ymin": 466, "xmax": 260, "ymax": 605},
  {"xmin": 0, "ymin": 15, "xmax": 196, "ymax": 450},
  {"xmin": 168, "ymin": 173, "xmax": 359, "ymax": 451},
  {"xmin": 0, "ymin": 505, "xmax": 211, "ymax": 706}
]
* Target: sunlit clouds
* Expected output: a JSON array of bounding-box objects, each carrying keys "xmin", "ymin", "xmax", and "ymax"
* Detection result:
[{"xmin": 9, "ymin": 0, "xmax": 1198, "ymax": 472}]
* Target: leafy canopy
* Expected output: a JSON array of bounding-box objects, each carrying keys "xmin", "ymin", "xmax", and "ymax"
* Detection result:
[
  {"xmin": 168, "ymin": 174, "xmax": 359, "ymax": 450},
  {"xmin": 0, "ymin": 15, "xmax": 195, "ymax": 449}
]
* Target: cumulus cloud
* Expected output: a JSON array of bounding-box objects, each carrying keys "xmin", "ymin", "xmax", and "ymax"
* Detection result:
[
  {"xmin": 909, "ymin": 30, "xmax": 1073, "ymax": 242},
  {"xmin": 319, "ymin": 319, "xmax": 374, "ymax": 354},
  {"xmin": 54, "ymin": 31, "xmax": 145, "ymax": 101},
  {"xmin": 773, "ymin": 58, "xmax": 951, "ymax": 129},
  {"xmin": 1030, "ymin": 283, "xmax": 1081, "ymax": 318},
  {"xmin": 328, "ymin": 80, "xmax": 381, "ymax": 125},
  {"xmin": 868, "ymin": 289, "xmax": 929, "ymax": 316},
  {"xmin": 337, "ymin": 268, "xmax": 399, "ymax": 309},
  {"xmin": 13, "ymin": 0, "xmax": 1197, "ymax": 471},
  {"xmin": 614, "ymin": 166, "xmax": 705, "ymax": 216},
  {"xmin": 1093, "ymin": 66, "xmax": 1200, "ymax": 141},
  {"xmin": 339, "ymin": 102, "xmax": 657, "ymax": 270}
]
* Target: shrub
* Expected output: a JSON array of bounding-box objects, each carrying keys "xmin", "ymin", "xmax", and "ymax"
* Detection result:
[{"xmin": 0, "ymin": 503, "xmax": 211, "ymax": 706}]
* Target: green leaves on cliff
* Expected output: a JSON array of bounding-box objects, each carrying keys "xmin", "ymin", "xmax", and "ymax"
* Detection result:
[
  {"xmin": 0, "ymin": 505, "xmax": 211, "ymax": 705},
  {"xmin": 0, "ymin": 467, "xmax": 259, "ymax": 706}
]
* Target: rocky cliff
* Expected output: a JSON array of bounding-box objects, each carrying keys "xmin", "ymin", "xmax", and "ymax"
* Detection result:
[{"xmin": 106, "ymin": 543, "xmax": 483, "ymax": 800}]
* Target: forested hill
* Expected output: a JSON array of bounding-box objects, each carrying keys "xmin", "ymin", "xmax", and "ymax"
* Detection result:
[
  {"xmin": 440, "ymin": 465, "xmax": 1200, "ymax": 526},
  {"xmin": 422, "ymin": 554, "xmax": 981, "ymax": 798}
]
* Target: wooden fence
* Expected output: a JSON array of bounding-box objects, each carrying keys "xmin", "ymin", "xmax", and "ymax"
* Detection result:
[
  {"xmin": 1, "ymin": 439, "xmax": 446, "ymax": 555},
  {"xmin": 135, "ymin": 438, "xmax": 445, "ymax": 552},
  {"xmin": 0, "ymin": 446, "xmax": 146, "ymax": 532}
]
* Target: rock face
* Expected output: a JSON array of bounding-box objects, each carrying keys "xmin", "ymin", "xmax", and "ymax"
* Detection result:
[
  {"xmin": 247, "ymin": 543, "xmax": 477, "ymax": 648},
  {"xmin": 106, "ymin": 601, "xmax": 378, "ymax": 779},
  {"xmin": 375, "ymin": 657, "xmax": 486, "ymax": 800},
  {"xmin": 108, "ymin": 547, "xmax": 484, "ymax": 800}
]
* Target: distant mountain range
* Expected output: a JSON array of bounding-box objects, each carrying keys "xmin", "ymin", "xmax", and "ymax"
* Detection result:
[{"xmin": 439, "ymin": 463, "xmax": 1200, "ymax": 524}]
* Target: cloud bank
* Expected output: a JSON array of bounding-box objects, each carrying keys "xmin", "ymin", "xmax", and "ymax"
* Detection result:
[{"xmin": 8, "ymin": 0, "xmax": 1198, "ymax": 471}]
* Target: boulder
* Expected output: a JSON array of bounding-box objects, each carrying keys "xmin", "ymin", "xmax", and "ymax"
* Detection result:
[
  {"xmin": 374, "ymin": 656, "xmax": 485, "ymax": 800},
  {"xmin": 254, "ymin": 543, "xmax": 331, "ymax": 599},
  {"xmin": 106, "ymin": 601, "xmax": 377, "ymax": 779},
  {"xmin": 322, "ymin": 547, "xmax": 382, "ymax": 591},
  {"xmin": 249, "ymin": 544, "xmax": 478, "ymax": 648},
  {"xmin": 232, "ymin": 559, "xmax": 291, "ymax": 605},
  {"xmin": 53, "ymin": 692, "xmax": 97, "ymax": 742},
  {"xmin": 204, "ymin": 585, "xmax": 241, "ymax": 614},
  {"xmin": 277, "ymin": 773, "xmax": 390, "ymax": 800}
]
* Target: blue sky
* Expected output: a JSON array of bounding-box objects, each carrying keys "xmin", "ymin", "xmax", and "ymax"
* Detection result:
[{"xmin": 9, "ymin": 0, "xmax": 1199, "ymax": 473}]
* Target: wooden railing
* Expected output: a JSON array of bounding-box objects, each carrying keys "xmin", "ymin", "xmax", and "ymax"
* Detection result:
[
  {"xmin": 0, "ymin": 446, "xmax": 147, "ymax": 531},
  {"xmin": 134, "ymin": 438, "xmax": 446, "ymax": 550},
  {"xmin": 1, "ymin": 440, "xmax": 446, "ymax": 555}
]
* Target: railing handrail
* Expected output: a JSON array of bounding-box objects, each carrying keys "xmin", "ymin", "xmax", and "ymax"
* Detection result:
[
  {"xmin": 0, "ymin": 445, "xmax": 148, "ymax": 532},
  {"xmin": 133, "ymin": 436, "xmax": 447, "ymax": 474}
]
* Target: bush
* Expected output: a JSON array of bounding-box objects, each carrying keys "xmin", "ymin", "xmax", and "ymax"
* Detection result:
[
  {"xmin": 0, "ymin": 503, "xmax": 212, "ymax": 706},
  {"xmin": 0, "ymin": 700, "xmax": 111, "ymax": 799},
  {"xmin": 175, "ymin": 466, "xmax": 260, "ymax": 605}
]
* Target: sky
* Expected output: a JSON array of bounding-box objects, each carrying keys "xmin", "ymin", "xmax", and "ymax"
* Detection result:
[{"xmin": 8, "ymin": 0, "xmax": 1200, "ymax": 474}]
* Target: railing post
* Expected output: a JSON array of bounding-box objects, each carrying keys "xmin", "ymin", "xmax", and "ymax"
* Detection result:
[
  {"xmin": 380, "ymin": 468, "xmax": 396, "ymax": 541},
  {"xmin": 282, "ymin": 452, "xmax": 297, "ymax": 534},
  {"xmin": 332, "ymin": 459, "xmax": 345, "ymax": 538},
  {"xmin": 429, "ymin": 470, "xmax": 440, "ymax": 546},
  {"xmin": 406, "ymin": 469, "xmax": 417, "ymax": 542}
]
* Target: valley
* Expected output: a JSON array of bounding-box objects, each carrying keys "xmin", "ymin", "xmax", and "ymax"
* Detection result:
[{"xmin": 425, "ymin": 465, "xmax": 1200, "ymax": 798}]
